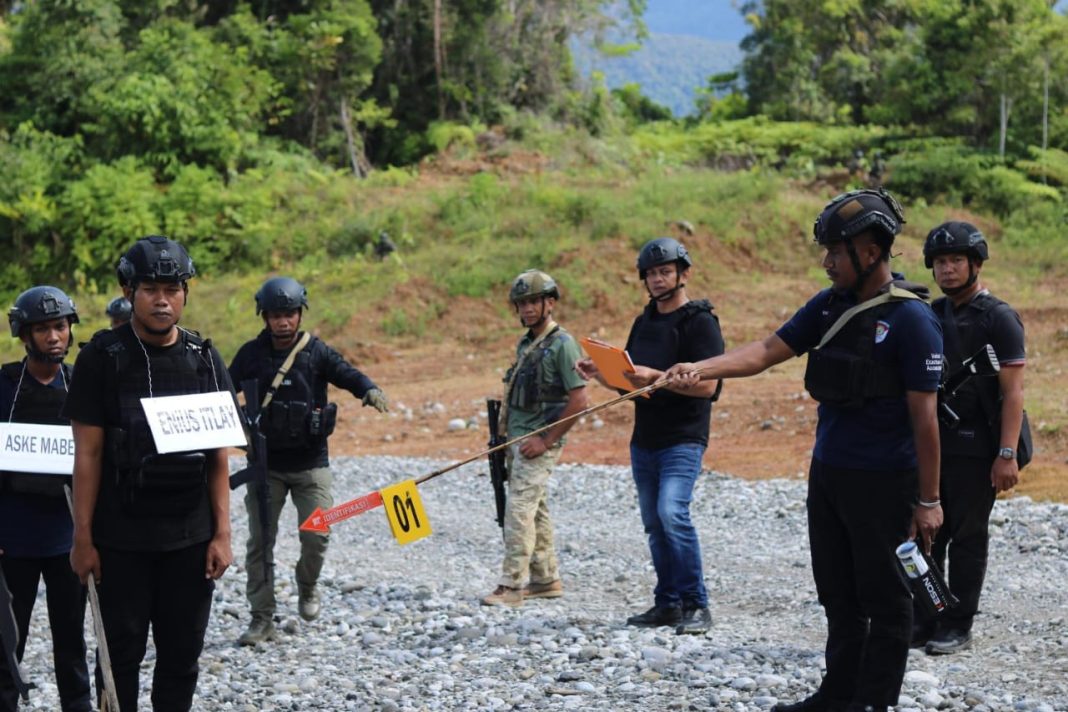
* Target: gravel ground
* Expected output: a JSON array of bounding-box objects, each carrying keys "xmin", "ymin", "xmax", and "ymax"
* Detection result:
[{"xmin": 15, "ymin": 455, "xmax": 1068, "ymax": 711}]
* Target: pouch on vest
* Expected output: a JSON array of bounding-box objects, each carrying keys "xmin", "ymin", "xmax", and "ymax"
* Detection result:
[
  {"xmin": 804, "ymin": 348, "xmax": 903, "ymax": 409},
  {"xmin": 309, "ymin": 402, "xmax": 337, "ymax": 437}
]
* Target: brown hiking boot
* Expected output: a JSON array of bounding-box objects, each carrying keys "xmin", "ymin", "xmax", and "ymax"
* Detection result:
[
  {"xmin": 523, "ymin": 579, "xmax": 563, "ymax": 599},
  {"xmin": 480, "ymin": 585, "xmax": 523, "ymax": 607}
]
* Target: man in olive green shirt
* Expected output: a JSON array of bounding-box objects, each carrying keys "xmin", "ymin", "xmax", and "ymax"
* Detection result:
[{"xmin": 482, "ymin": 270, "xmax": 588, "ymax": 607}]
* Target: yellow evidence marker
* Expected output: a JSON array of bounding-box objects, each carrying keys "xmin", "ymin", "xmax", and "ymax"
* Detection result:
[{"xmin": 380, "ymin": 479, "xmax": 432, "ymax": 545}]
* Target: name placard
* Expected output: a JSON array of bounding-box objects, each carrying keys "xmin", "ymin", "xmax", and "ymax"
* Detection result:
[
  {"xmin": 0, "ymin": 422, "xmax": 75, "ymax": 475},
  {"xmin": 141, "ymin": 391, "xmax": 247, "ymax": 454}
]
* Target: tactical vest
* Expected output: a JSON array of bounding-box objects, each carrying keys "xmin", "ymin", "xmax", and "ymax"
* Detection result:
[
  {"xmin": 627, "ymin": 299, "xmax": 724, "ymax": 402},
  {"xmin": 246, "ymin": 335, "xmax": 336, "ymax": 450},
  {"xmin": 0, "ymin": 361, "xmax": 73, "ymax": 497},
  {"xmin": 935, "ymin": 292, "xmax": 1013, "ymax": 452},
  {"xmin": 505, "ymin": 327, "xmax": 570, "ymax": 419},
  {"xmin": 94, "ymin": 327, "xmax": 218, "ymax": 513},
  {"xmin": 804, "ymin": 285, "xmax": 925, "ymax": 409}
]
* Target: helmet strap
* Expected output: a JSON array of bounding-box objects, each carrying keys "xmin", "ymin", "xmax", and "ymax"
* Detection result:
[
  {"xmin": 846, "ymin": 238, "xmax": 886, "ymax": 293},
  {"xmin": 938, "ymin": 262, "xmax": 979, "ymax": 296},
  {"xmin": 647, "ymin": 272, "xmax": 685, "ymax": 303},
  {"xmin": 515, "ymin": 297, "xmax": 549, "ymax": 330}
]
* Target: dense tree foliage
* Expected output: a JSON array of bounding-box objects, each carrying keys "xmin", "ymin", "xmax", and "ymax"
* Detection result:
[
  {"xmin": 0, "ymin": 0, "xmax": 643, "ymax": 292},
  {"xmin": 740, "ymin": 0, "xmax": 1068, "ymax": 153}
]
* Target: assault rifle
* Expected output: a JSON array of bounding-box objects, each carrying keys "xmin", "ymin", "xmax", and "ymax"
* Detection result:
[
  {"xmin": 0, "ymin": 565, "xmax": 33, "ymax": 702},
  {"xmin": 938, "ymin": 344, "xmax": 1000, "ymax": 429},
  {"xmin": 229, "ymin": 379, "xmax": 271, "ymax": 583},
  {"xmin": 486, "ymin": 399, "xmax": 508, "ymax": 529}
]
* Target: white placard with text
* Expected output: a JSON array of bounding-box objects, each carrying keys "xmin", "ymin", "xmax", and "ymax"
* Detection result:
[
  {"xmin": 140, "ymin": 391, "xmax": 246, "ymax": 454},
  {"xmin": 0, "ymin": 422, "xmax": 75, "ymax": 475}
]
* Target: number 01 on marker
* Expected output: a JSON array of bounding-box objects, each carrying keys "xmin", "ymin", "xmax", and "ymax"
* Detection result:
[{"xmin": 379, "ymin": 480, "xmax": 432, "ymax": 545}]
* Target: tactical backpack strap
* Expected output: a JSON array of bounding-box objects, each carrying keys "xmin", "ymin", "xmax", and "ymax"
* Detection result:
[
  {"xmin": 815, "ymin": 285, "xmax": 922, "ymax": 350},
  {"xmin": 91, "ymin": 328, "xmax": 129, "ymax": 374},
  {"xmin": 0, "ymin": 362, "xmax": 22, "ymax": 382}
]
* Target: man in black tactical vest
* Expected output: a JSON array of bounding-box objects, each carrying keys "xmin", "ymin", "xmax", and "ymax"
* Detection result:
[
  {"xmin": 914, "ymin": 222, "xmax": 1026, "ymax": 655},
  {"xmin": 667, "ymin": 190, "xmax": 944, "ymax": 712},
  {"xmin": 1, "ymin": 286, "xmax": 91, "ymax": 711},
  {"xmin": 65, "ymin": 236, "xmax": 235, "ymax": 712},
  {"xmin": 576, "ymin": 237, "xmax": 725, "ymax": 635},
  {"xmin": 228, "ymin": 276, "xmax": 389, "ymax": 645}
]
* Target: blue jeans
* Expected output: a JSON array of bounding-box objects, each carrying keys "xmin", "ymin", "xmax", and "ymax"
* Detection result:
[{"xmin": 630, "ymin": 443, "xmax": 708, "ymax": 608}]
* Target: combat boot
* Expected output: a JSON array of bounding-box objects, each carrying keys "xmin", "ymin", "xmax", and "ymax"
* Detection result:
[
  {"xmin": 298, "ymin": 587, "xmax": 321, "ymax": 621},
  {"xmin": 238, "ymin": 617, "xmax": 276, "ymax": 646},
  {"xmin": 481, "ymin": 585, "xmax": 523, "ymax": 607},
  {"xmin": 523, "ymin": 580, "xmax": 563, "ymax": 599}
]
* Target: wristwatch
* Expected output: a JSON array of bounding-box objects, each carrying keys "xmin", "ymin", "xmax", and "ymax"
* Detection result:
[{"xmin": 998, "ymin": 446, "xmax": 1016, "ymax": 460}]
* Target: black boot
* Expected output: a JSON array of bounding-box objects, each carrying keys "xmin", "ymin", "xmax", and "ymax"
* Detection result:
[{"xmin": 625, "ymin": 604, "xmax": 682, "ymax": 627}]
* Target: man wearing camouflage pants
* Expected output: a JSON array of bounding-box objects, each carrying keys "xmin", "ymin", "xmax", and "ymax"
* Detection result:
[{"xmin": 481, "ymin": 270, "xmax": 587, "ymax": 607}]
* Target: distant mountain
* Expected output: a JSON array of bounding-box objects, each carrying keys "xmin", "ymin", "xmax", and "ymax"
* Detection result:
[
  {"xmin": 573, "ymin": 33, "xmax": 744, "ymax": 117},
  {"xmin": 642, "ymin": 0, "xmax": 751, "ymax": 43},
  {"xmin": 572, "ymin": 1, "xmax": 748, "ymax": 117}
]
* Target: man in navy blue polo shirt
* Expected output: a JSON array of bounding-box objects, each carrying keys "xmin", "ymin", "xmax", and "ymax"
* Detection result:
[
  {"xmin": 1, "ymin": 286, "xmax": 91, "ymax": 711},
  {"xmin": 667, "ymin": 189, "xmax": 943, "ymax": 712}
]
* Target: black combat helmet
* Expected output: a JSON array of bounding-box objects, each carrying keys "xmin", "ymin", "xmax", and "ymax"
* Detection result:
[
  {"xmin": 813, "ymin": 188, "xmax": 905, "ymax": 247},
  {"xmin": 255, "ymin": 276, "xmax": 309, "ymax": 315},
  {"xmin": 637, "ymin": 237, "xmax": 692, "ymax": 279},
  {"xmin": 923, "ymin": 221, "xmax": 989, "ymax": 268},
  {"xmin": 8, "ymin": 285, "xmax": 80, "ymax": 338},
  {"xmin": 116, "ymin": 235, "xmax": 196, "ymax": 287},
  {"xmin": 105, "ymin": 296, "xmax": 132, "ymax": 321},
  {"xmin": 509, "ymin": 270, "xmax": 559, "ymax": 303}
]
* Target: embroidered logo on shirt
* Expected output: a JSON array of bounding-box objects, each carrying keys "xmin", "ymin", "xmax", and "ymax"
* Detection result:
[{"xmin": 874, "ymin": 320, "xmax": 890, "ymax": 344}]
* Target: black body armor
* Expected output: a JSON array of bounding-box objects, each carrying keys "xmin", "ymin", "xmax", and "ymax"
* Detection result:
[
  {"xmin": 94, "ymin": 327, "xmax": 218, "ymax": 514},
  {"xmin": 804, "ymin": 285, "xmax": 926, "ymax": 409}
]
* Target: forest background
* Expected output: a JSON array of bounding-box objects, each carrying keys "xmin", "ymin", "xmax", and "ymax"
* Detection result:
[{"xmin": 1, "ymin": 0, "xmax": 1066, "ymax": 499}]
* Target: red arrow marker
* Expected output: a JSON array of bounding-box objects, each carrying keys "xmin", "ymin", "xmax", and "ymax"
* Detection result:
[{"xmin": 300, "ymin": 491, "xmax": 384, "ymax": 533}]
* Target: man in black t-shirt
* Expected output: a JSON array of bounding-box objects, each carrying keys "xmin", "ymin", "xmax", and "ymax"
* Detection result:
[
  {"xmin": 916, "ymin": 222, "xmax": 1026, "ymax": 655},
  {"xmin": 578, "ymin": 237, "xmax": 724, "ymax": 635},
  {"xmin": 228, "ymin": 276, "xmax": 388, "ymax": 645},
  {"xmin": 65, "ymin": 236, "xmax": 234, "ymax": 712}
]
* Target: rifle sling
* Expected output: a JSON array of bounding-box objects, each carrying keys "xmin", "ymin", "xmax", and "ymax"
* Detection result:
[
  {"xmin": 815, "ymin": 285, "xmax": 922, "ymax": 350},
  {"xmin": 260, "ymin": 332, "xmax": 312, "ymax": 412}
]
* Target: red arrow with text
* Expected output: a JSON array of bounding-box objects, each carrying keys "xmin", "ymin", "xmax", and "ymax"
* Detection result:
[{"xmin": 301, "ymin": 491, "xmax": 384, "ymax": 533}]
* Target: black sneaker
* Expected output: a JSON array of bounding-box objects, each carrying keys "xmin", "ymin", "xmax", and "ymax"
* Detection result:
[
  {"xmin": 626, "ymin": 604, "xmax": 682, "ymax": 627},
  {"xmin": 675, "ymin": 605, "xmax": 712, "ymax": 635},
  {"xmin": 925, "ymin": 627, "xmax": 972, "ymax": 655}
]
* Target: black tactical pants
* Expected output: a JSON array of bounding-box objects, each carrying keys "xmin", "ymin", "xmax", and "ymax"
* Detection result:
[
  {"xmin": 929, "ymin": 455, "xmax": 997, "ymax": 631},
  {"xmin": 807, "ymin": 459, "xmax": 916, "ymax": 710},
  {"xmin": 96, "ymin": 542, "xmax": 213, "ymax": 712},
  {"xmin": 0, "ymin": 554, "xmax": 92, "ymax": 712}
]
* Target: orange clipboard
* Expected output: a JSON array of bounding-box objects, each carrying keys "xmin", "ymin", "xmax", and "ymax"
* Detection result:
[{"xmin": 580, "ymin": 337, "xmax": 650, "ymax": 398}]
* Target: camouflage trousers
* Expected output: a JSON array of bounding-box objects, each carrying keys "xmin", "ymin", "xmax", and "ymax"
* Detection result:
[
  {"xmin": 498, "ymin": 444, "xmax": 562, "ymax": 588},
  {"xmin": 245, "ymin": 466, "xmax": 333, "ymax": 619}
]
